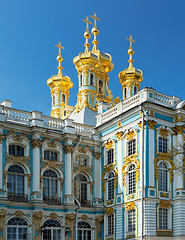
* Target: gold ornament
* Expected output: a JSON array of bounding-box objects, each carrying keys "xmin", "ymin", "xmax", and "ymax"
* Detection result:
[
  {"xmin": 105, "ymin": 207, "xmax": 114, "ymax": 215},
  {"xmin": 126, "ymin": 129, "xmax": 136, "ymax": 141},
  {"xmin": 173, "ymin": 126, "xmax": 185, "ymax": 135},
  {"xmin": 64, "ymin": 145, "xmax": 74, "ymax": 154},
  {"xmin": 115, "ymin": 131, "xmax": 123, "ymax": 141},
  {"xmin": 148, "ymin": 120, "xmax": 157, "ymax": 130},
  {"xmin": 159, "ymin": 128, "xmax": 169, "ymax": 138},
  {"xmin": 125, "ymin": 201, "xmax": 136, "ymax": 210},
  {"xmin": 105, "ymin": 140, "xmax": 114, "ymax": 150}
]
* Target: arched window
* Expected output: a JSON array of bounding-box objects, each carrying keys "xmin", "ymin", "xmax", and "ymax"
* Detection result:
[
  {"xmin": 99, "ymin": 80, "xmax": 103, "ymax": 94},
  {"xmin": 128, "ymin": 139, "xmax": 136, "ymax": 156},
  {"xmin": 108, "ymin": 172, "xmax": 114, "ymax": 200},
  {"xmin": 78, "ymin": 222, "xmax": 91, "ymax": 240},
  {"xmin": 74, "ymin": 174, "xmax": 89, "ymax": 206},
  {"xmin": 9, "ymin": 145, "xmax": 24, "ymax": 156},
  {"xmin": 7, "ymin": 217, "xmax": 28, "ymax": 240},
  {"xmin": 158, "ymin": 137, "xmax": 167, "ymax": 153},
  {"xmin": 128, "ymin": 164, "xmax": 136, "ymax": 194},
  {"xmin": 124, "ymin": 88, "xmax": 127, "ymax": 99},
  {"xmin": 44, "ymin": 151, "xmax": 58, "ymax": 161},
  {"xmin": 90, "ymin": 73, "xmax": 94, "ymax": 85},
  {"xmin": 7, "ymin": 165, "xmax": 27, "ymax": 202},
  {"xmin": 42, "ymin": 219, "xmax": 61, "ymax": 240},
  {"xmin": 128, "ymin": 209, "xmax": 136, "ymax": 232},
  {"xmin": 75, "ymin": 156, "xmax": 88, "ymax": 166},
  {"xmin": 80, "ymin": 74, "xmax": 83, "ymax": 86},
  {"xmin": 134, "ymin": 86, "xmax": 137, "ymax": 95},
  {"xmin": 159, "ymin": 162, "xmax": 168, "ymax": 191},
  {"xmin": 62, "ymin": 94, "xmax": 66, "ymax": 103},
  {"xmin": 43, "ymin": 170, "xmax": 60, "ymax": 205},
  {"xmin": 52, "ymin": 94, "xmax": 55, "ymax": 106}
]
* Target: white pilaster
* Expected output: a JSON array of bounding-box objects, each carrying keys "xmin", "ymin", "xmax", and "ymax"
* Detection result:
[
  {"xmin": 148, "ymin": 127, "xmax": 155, "ymax": 187},
  {"xmin": 117, "ymin": 139, "xmax": 123, "ymax": 194}
]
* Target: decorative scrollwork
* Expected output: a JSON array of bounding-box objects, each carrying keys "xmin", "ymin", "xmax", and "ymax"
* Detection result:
[{"xmin": 125, "ymin": 201, "xmax": 136, "ymax": 210}]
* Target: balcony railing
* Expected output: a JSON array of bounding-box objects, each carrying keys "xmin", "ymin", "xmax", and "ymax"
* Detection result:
[
  {"xmin": 43, "ymin": 196, "xmax": 61, "ymax": 205},
  {"xmin": 8, "ymin": 193, "xmax": 28, "ymax": 202}
]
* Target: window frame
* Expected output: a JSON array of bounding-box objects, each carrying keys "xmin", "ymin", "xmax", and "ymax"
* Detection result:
[
  {"xmin": 158, "ymin": 137, "xmax": 168, "ymax": 153},
  {"xmin": 107, "ymin": 214, "xmax": 114, "ymax": 237},
  {"xmin": 107, "ymin": 172, "xmax": 115, "ymax": 201},
  {"xmin": 127, "ymin": 164, "xmax": 136, "ymax": 195},
  {"xmin": 158, "ymin": 161, "xmax": 169, "ymax": 192},
  {"xmin": 127, "ymin": 139, "xmax": 136, "ymax": 157},
  {"xmin": 107, "ymin": 149, "xmax": 114, "ymax": 165},
  {"xmin": 44, "ymin": 150, "xmax": 58, "ymax": 161},
  {"xmin": 127, "ymin": 209, "xmax": 136, "ymax": 233}
]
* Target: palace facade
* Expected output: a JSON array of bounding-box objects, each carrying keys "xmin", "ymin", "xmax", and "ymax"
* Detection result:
[{"xmin": 0, "ymin": 13, "xmax": 185, "ymax": 240}]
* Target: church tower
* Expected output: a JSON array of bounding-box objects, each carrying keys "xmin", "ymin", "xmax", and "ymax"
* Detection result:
[
  {"xmin": 118, "ymin": 35, "xmax": 143, "ymax": 100},
  {"xmin": 47, "ymin": 42, "xmax": 74, "ymax": 119},
  {"xmin": 73, "ymin": 13, "xmax": 114, "ymax": 115}
]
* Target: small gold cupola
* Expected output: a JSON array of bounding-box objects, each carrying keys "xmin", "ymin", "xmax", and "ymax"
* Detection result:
[
  {"xmin": 118, "ymin": 35, "xmax": 143, "ymax": 100},
  {"xmin": 47, "ymin": 42, "xmax": 73, "ymax": 119}
]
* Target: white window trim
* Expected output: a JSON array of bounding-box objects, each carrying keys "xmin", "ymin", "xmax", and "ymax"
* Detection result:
[
  {"xmin": 6, "ymin": 134, "xmax": 30, "ymax": 158},
  {"xmin": 104, "ymin": 213, "xmax": 115, "ymax": 238},
  {"xmin": 157, "ymin": 160, "xmax": 171, "ymax": 193},
  {"xmin": 42, "ymin": 140, "xmax": 63, "ymax": 163},
  {"xmin": 126, "ymin": 163, "xmax": 136, "ymax": 195},
  {"xmin": 125, "ymin": 208, "xmax": 137, "ymax": 238}
]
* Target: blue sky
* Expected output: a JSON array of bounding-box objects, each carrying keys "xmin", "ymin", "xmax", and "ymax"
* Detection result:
[{"xmin": 0, "ymin": 0, "xmax": 185, "ymax": 116}]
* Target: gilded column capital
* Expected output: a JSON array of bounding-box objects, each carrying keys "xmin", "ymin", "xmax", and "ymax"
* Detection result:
[
  {"xmin": 32, "ymin": 139, "xmax": 42, "ymax": 149},
  {"xmin": 65, "ymin": 213, "xmax": 75, "ymax": 231},
  {"xmin": 94, "ymin": 152, "xmax": 101, "ymax": 160},
  {"xmin": 148, "ymin": 120, "xmax": 157, "ymax": 130},
  {"xmin": 173, "ymin": 126, "xmax": 185, "ymax": 135},
  {"xmin": 64, "ymin": 145, "xmax": 74, "ymax": 154},
  {"xmin": 115, "ymin": 131, "xmax": 123, "ymax": 141},
  {"xmin": 105, "ymin": 139, "xmax": 114, "ymax": 149}
]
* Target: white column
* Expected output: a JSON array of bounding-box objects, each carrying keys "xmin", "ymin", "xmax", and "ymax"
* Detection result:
[
  {"xmin": 32, "ymin": 139, "xmax": 41, "ymax": 193},
  {"xmin": 64, "ymin": 145, "xmax": 73, "ymax": 196},
  {"xmin": 0, "ymin": 137, "xmax": 3, "ymax": 190},
  {"xmin": 148, "ymin": 121, "xmax": 156, "ymax": 187},
  {"xmin": 117, "ymin": 139, "xmax": 123, "ymax": 194},
  {"xmin": 94, "ymin": 152, "xmax": 101, "ymax": 199}
]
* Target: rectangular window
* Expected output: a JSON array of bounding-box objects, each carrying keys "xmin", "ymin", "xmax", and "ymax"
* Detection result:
[
  {"xmin": 107, "ymin": 149, "xmax": 114, "ymax": 165},
  {"xmin": 159, "ymin": 208, "xmax": 168, "ymax": 229},
  {"xmin": 128, "ymin": 140, "xmax": 136, "ymax": 156},
  {"xmin": 128, "ymin": 209, "xmax": 136, "ymax": 232},
  {"xmin": 108, "ymin": 214, "xmax": 114, "ymax": 235},
  {"xmin": 158, "ymin": 138, "xmax": 167, "ymax": 153}
]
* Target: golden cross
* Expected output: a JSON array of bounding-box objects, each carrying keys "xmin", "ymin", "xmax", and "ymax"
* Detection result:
[
  {"xmin": 90, "ymin": 12, "xmax": 100, "ymax": 26},
  {"xmin": 83, "ymin": 16, "xmax": 92, "ymax": 30},
  {"xmin": 55, "ymin": 42, "xmax": 64, "ymax": 54},
  {"xmin": 127, "ymin": 35, "xmax": 135, "ymax": 48}
]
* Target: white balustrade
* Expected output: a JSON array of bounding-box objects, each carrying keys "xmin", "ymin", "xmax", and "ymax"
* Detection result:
[
  {"xmin": 73, "ymin": 122, "xmax": 94, "ymax": 138},
  {"xmin": 41, "ymin": 115, "xmax": 64, "ymax": 130},
  {"xmin": 2, "ymin": 107, "xmax": 31, "ymax": 124}
]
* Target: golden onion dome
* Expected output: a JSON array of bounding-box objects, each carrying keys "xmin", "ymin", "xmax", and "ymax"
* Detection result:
[
  {"xmin": 47, "ymin": 42, "xmax": 73, "ymax": 92},
  {"xmin": 73, "ymin": 52, "xmax": 99, "ymax": 70},
  {"xmin": 119, "ymin": 35, "xmax": 143, "ymax": 86}
]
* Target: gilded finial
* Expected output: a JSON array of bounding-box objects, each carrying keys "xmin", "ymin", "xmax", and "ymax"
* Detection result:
[
  {"xmin": 90, "ymin": 12, "xmax": 100, "ymax": 27},
  {"xmin": 127, "ymin": 35, "xmax": 135, "ymax": 69},
  {"xmin": 90, "ymin": 12, "xmax": 100, "ymax": 52},
  {"xmin": 83, "ymin": 16, "xmax": 92, "ymax": 53},
  {"xmin": 55, "ymin": 42, "xmax": 64, "ymax": 75}
]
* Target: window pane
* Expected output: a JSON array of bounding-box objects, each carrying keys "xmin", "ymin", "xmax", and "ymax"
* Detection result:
[
  {"xmin": 108, "ymin": 214, "xmax": 114, "ymax": 235},
  {"xmin": 107, "ymin": 149, "xmax": 114, "ymax": 165},
  {"xmin": 159, "ymin": 208, "xmax": 168, "ymax": 229},
  {"xmin": 128, "ymin": 140, "xmax": 136, "ymax": 156},
  {"xmin": 128, "ymin": 209, "xmax": 136, "ymax": 232}
]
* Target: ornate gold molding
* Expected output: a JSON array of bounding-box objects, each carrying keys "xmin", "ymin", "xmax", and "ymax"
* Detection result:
[
  {"xmin": 137, "ymin": 120, "xmax": 146, "ymax": 130},
  {"xmin": 64, "ymin": 145, "xmax": 74, "ymax": 154},
  {"xmin": 0, "ymin": 135, "xmax": 5, "ymax": 144},
  {"xmin": 105, "ymin": 140, "xmax": 114, "ymax": 150},
  {"xmin": 94, "ymin": 152, "xmax": 101, "ymax": 160},
  {"xmin": 32, "ymin": 139, "xmax": 42, "ymax": 149},
  {"xmin": 33, "ymin": 211, "xmax": 43, "ymax": 238},
  {"xmin": 95, "ymin": 215, "xmax": 104, "ymax": 233},
  {"xmin": 126, "ymin": 129, "xmax": 136, "ymax": 141},
  {"xmin": 148, "ymin": 120, "xmax": 157, "ymax": 130},
  {"xmin": 173, "ymin": 126, "xmax": 185, "ymax": 135},
  {"xmin": 5, "ymin": 154, "xmax": 31, "ymax": 170},
  {"xmin": 159, "ymin": 200, "xmax": 171, "ymax": 208},
  {"xmin": 159, "ymin": 128, "xmax": 169, "ymax": 138},
  {"xmin": 117, "ymin": 122, "xmax": 121, "ymax": 128},
  {"xmin": 115, "ymin": 131, "xmax": 123, "ymax": 141},
  {"xmin": 105, "ymin": 207, "xmax": 114, "ymax": 215},
  {"xmin": 125, "ymin": 201, "xmax": 136, "ymax": 210},
  {"xmin": 0, "ymin": 209, "xmax": 6, "ymax": 233},
  {"xmin": 65, "ymin": 213, "xmax": 75, "ymax": 231}
]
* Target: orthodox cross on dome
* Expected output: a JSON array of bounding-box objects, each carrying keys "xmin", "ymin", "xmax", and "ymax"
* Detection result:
[
  {"xmin": 127, "ymin": 35, "xmax": 135, "ymax": 49},
  {"xmin": 83, "ymin": 16, "xmax": 92, "ymax": 30},
  {"xmin": 90, "ymin": 12, "xmax": 100, "ymax": 26},
  {"xmin": 55, "ymin": 41, "xmax": 64, "ymax": 55}
]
